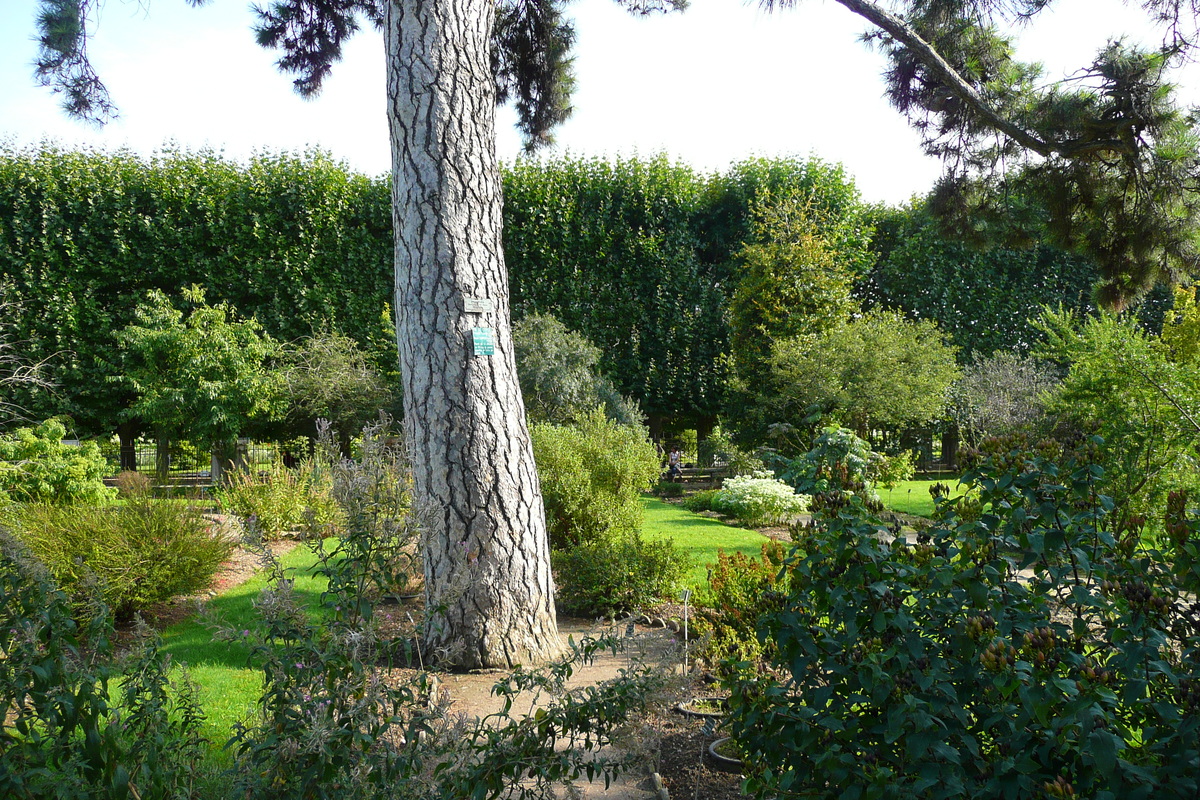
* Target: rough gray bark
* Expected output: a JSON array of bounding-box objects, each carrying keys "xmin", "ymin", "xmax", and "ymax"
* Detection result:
[{"xmin": 385, "ymin": 0, "xmax": 561, "ymax": 668}]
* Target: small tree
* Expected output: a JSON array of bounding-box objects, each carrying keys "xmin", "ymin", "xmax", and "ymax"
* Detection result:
[
  {"xmin": 1034, "ymin": 306, "xmax": 1200, "ymax": 525},
  {"xmin": 767, "ymin": 309, "xmax": 961, "ymax": 437},
  {"xmin": 513, "ymin": 313, "xmax": 641, "ymax": 426},
  {"xmin": 116, "ymin": 286, "xmax": 283, "ymax": 483},
  {"xmin": 281, "ymin": 329, "xmax": 394, "ymax": 455},
  {"xmin": 951, "ymin": 350, "xmax": 1060, "ymax": 446}
]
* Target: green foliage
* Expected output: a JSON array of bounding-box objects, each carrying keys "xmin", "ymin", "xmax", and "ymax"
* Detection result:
[
  {"xmin": 0, "ymin": 145, "xmax": 393, "ymax": 437},
  {"xmin": 708, "ymin": 474, "xmax": 809, "ymax": 528},
  {"xmin": 0, "ymin": 530, "xmax": 207, "ymax": 799},
  {"xmin": 227, "ymin": 508, "xmax": 664, "ymax": 799},
  {"xmin": 681, "ymin": 489, "xmax": 720, "ymax": 513},
  {"xmin": 0, "ymin": 418, "xmax": 114, "ymax": 505},
  {"xmin": 728, "ymin": 194, "xmax": 866, "ymax": 377},
  {"xmin": 1, "ymin": 146, "xmax": 874, "ymax": 436},
  {"xmin": 117, "ymin": 286, "xmax": 284, "ymax": 458},
  {"xmin": 728, "ymin": 446, "xmax": 1200, "ymax": 800},
  {"xmin": 693, "ymin": 541, "xmax": 788, "ymax": 677},
  {"xmin": 950, "ymin": 350, "xmax": 1060, "ymax": 445},
  {"xmin": 781, "ymin": 426, "xmax": 913, "ymax": 506},
  {"xmin": 530, "ymin": 409, "xmax": 661, "ymax": 550},
  {"xmin": 504, "ymin": 154, "xmax": 726, "ymax": 424},
  {"xmin": 5, "ymin": 497, "xmax": 232, "ymax": 618},
  {"xmin": 1035, "ymin": 307, "xmax": 1200, "ymax": 525},
  {"xmin": 552, "ymin": 533, "xmax": 688, "ymax": 617},
  {"xmin": 862, "ymin": 202, "xmax": 1099, "ymax": 358},
  {"xmin": 513, "ymin": 313, "xmax": 640, "ymax": 425},
  {"xmin": 767, "ymin": 309, "xmax": 961, "ymax": 436},
  {"xmin": 726, "ymin": 192, "xmax": 873, "ymax": 441},
  {"xmin": 653, "ymin": 479, "xmax": 684, "ymax": 498},
  {"xmin": 696, "ymin": 424, "xmax": 764, "ymax": 475},
  {"xmin": 306, "ymin": 416, "xmax": 420, "ymax": 601},
  {"xmin": 280, "ymin": 329, "xmax": 394, "ymax": 447},
  {"xmin": 1161, "ymin": 285, "xmax": 1200, "ymax": 363},
  {"xmin": 214, "ymin": 461, "xmax": 343, "ymax": 541}
]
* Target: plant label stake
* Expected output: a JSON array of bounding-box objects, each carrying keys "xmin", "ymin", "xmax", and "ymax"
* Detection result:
[{"xmin": 681, "ymin": 588, "xmax": 692, "ymax": 672}]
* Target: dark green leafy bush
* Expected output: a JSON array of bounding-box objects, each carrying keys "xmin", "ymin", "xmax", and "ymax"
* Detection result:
[
  {"xmin": 6, "ymin": 497, "xmax": 232, "ymax": 617},
  {"xmin": 0, "ymin": 419, "xmax": 114, "ymax": 505},
  {"xmin": 0, "ymin": 529, "xmax": 206, "ymax": 799},
  {"xmin": 654, "ymin": 479, "xmax": 684, "ymax": 498},
  {"xmin": 681, "ymin": 489, "xmax": 720, "ymax": 512},
  {"xmin": 729, "ymin": 444, "xmax": 1200, "ymax": 800},
  {"xmin": 552, "ymin": 533, "xmax": 687, "ymax": 617}
]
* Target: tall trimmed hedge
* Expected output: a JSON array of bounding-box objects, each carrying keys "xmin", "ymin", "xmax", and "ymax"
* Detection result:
[
  {"xmin": 0, "ymin": 145, "xmax": 392, "ymax": 435},
  {"xmin": 503, "ymin": 156, "xmax": 724, "ymax": 423},
  {"xmin": 0, "ymin": 145, "xmax": 872, "ymax": 435},
  {"xmin": 502, "ymin": 154, "xmax": 872, "ymax": 425}
]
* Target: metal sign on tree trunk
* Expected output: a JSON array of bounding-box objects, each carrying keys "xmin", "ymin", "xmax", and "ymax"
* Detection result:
[{"xmin": 472, "ymin": 326, "xmax": 496, "ymax": 356}]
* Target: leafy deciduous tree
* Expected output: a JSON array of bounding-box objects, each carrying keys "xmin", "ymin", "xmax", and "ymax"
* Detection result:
[
  {"xmin": 767, "ymin": 309, "xmax": 961, "ymax": 437},
  {"xmin": 950, "ymin": 350, "xmax": 1060, "ymax": 446},
  {"xmin": 1035, "ymin": 306, "xmax": 1200, "ymax": 524},
  {"xmin": 281, "ymin": 328, "xmax": 394, "ymax": 454},
  {"xmin": 116, "ymin": 286, "xmax": 283, "ymax": 483}
]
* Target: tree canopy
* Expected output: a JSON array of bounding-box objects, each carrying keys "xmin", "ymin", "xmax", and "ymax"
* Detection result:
[
  {"xmin": 116, "ymin": 286, "xmax": 283, "ymax": 458},
  {"xmin": 818, "ymin": 0, "xmax": 1200, "ymax": 307}
]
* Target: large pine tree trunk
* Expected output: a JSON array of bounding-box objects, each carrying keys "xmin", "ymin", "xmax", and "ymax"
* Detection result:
[{"xmin": 385, "ymin": 0, "xmax": 560, "ymax": 668}]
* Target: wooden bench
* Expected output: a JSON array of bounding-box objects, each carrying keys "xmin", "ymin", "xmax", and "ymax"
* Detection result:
[{"xmin": 671, "ymin": 465, "xmax": 730, "ymax": 489}]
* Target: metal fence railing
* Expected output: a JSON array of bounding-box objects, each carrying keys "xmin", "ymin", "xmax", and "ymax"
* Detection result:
[{"xmin": 106, "ymin": 440, "xmax": 285, "ymax": 486}]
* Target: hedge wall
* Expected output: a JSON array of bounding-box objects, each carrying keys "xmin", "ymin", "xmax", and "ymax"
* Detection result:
[
  {"xmin": 0, "ymin": 145, "xmax": 392, "ymax": 435},
  {"xmin": 0, "ymin": 145, "xmax": 870, "ymax": 435}
]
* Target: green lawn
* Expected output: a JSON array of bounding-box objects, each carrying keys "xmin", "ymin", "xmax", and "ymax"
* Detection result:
[
  {"xmin": 640, "ymin": 496, "xmax": 773, "ymax": 590},
  {"xmin": 160, "ymin": 541, "xmax": 329, "ymax": 763},
  {"xmin": 880, "ymin": 478, "xmax": 966, "ymax": 518}
]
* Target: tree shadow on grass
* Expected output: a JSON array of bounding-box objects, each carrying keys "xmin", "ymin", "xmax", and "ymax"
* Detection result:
[{"xmin": 161, "ymin": 558, "xmax": 329, "ymax": 670}]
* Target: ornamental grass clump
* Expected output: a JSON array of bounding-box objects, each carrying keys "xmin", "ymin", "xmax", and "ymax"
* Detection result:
[
  {"xmin": 710, "ymin": 474, "xmax": 809, "ymax": 527},
  {"xmin": 4, "ymin": 496, "xmax": 231, "ymax": 618},
  {"xmin": 214, "ymin": 459, "xmax": 344, "ymax": 540}
]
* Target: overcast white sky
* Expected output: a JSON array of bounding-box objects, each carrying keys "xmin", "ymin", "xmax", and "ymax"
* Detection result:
[{"xmin": 0, "ymin": 0, "xmax": 1191, "ymax": 205}]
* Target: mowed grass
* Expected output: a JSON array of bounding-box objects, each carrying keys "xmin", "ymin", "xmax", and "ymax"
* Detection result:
[
  {"xmin": 640, "ymin": 496, "xmax": 773, "ymax": 590},
  {"xmin": 160, "ymin": 541, "xmax": 330, "ymax": 762},
  {"xmin": 880, "ymin": 478, "xmax": 967, "ymax": 517}
]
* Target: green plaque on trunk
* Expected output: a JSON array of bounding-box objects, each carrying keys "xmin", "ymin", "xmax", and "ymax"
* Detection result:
[{"xmin": 472, "ymin": 327, "xmax": 496, "ymax": 356}]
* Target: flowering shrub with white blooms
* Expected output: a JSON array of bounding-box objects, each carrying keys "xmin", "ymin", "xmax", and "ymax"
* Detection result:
[{"xmin": 712, "ymin": 474, "xmax": 810, "ymax": 527}]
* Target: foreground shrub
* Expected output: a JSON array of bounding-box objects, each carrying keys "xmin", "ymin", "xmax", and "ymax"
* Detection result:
[
  {"xmin": 214, "ymin": 460, "xmax": 343, "ymax": 540},
  {"xmin": 692, "ymin": 541, "xmax": 788, "ymax": 675},
  {"xmin": 228, "ymin": 502, "xmax": 666, "ymax": 800},
  {"xmin": 6, "ymin": 497, "xmax": 231, "ymax": 617},
  {"xmin": 532, "ymin": 409, "xmax": 660, "ymax": 549},
  {"xmin": 729, "ymin": 444, "xmax": 1200, "ymax": 800},
  {"xmin": 0, "ymin": 419, "xmax": 114, "ymax": 505},
  {"xmin": 304, "ymin": 416, "xmax": 421, "ymax": 600},
  {"xmin": 552, "ymin": 532, "xmax": 688, "ymax": 617},
  {"xmin": 709, "ymin": 474, "xmax": 809, "ymax": 527},
  {"xmin": 0, "ymin": 530, "xmax": 206, "ymax": 799}
]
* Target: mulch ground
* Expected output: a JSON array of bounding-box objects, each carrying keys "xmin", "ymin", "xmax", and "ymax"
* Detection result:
[{"xmin": 647, "ymin": 703, "xmax": 747, "ymax": 800}]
